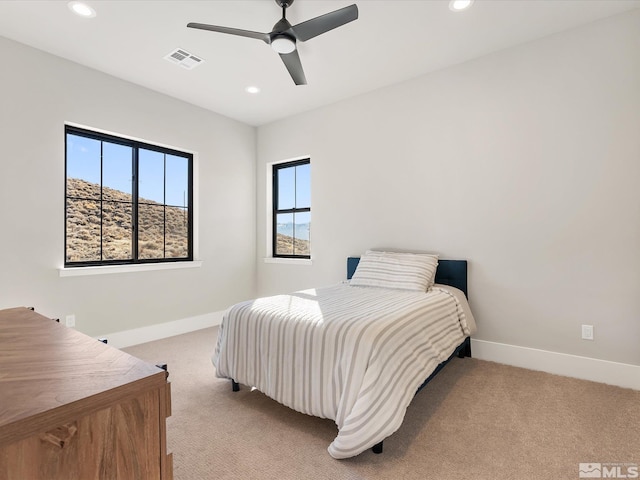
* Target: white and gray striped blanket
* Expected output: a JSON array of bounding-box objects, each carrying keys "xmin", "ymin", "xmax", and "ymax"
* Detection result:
[{"xmin": 213, "ymin": 283, "xmax": 474, "ymax": 459}]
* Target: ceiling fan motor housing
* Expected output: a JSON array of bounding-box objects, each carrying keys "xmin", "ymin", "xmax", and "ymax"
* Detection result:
[{"xmin": 272, "ymin": 18, "xmax": 293, "ymax": 36}]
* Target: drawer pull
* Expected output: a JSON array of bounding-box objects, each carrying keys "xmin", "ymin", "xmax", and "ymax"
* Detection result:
[{"xmin": 40, "ymin": 422, "xmax": 78, "ymax": 448}]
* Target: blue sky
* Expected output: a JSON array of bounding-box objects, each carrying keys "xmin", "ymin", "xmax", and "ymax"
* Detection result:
[
  {"xmin": 277, "ymin": 162, "xmax": 310, "ymax": 210},
  {"xmin": 66, "ymin": 133, "xmax": 188, "ymax": 206}
]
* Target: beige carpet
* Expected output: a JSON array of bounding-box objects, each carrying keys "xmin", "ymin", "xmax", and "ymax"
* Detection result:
[{"xmin": 124, "ymin": 328, "xmax": 640, "ymax": 480}]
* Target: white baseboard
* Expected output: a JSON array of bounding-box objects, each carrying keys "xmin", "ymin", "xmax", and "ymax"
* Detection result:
[
  {"xmin": 99, "ymin": 310, "xmax": 225, "ymax": 349},
  {"xmin": 471, "ymin": 339, "xmax": 640, "ymax": 391},
  {"xmin": 100, "ymin": 318, "xmax": 639, "ymax": 391}
]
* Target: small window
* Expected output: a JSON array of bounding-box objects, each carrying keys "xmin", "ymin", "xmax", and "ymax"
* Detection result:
[
  {"xmin": 65, "ymin": 125, "xmax": 193, "ymax": 266},
  {"xmin": 273, "ymin": 159, "xmax": 310, "ymax": 258}
]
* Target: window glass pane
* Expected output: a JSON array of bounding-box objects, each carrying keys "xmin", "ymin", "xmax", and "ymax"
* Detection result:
[
  {"xmin": 277, "ymin": 167, "xmax": 295, "ymax": 210},
  {"xmin": 139, "ymin": 149, "xmax": 165, "ymax": 204},
  {"xmin": 293, "ymin": 211, "xmax": 310, "ymax": 241},
  {"xmin": 166, "ymin": 207, "xmax": 188, "ymax": 258},
  {"xmin": 295, "ymin": 163, "xmax": 310, "ymax": 209},
  {"xmin": 103, "ymin": 142, "xmax": 132, "ymax": 201},
  {"xmin": 139, "ymin": 204, "xmax": 165, "ymax": 259},
  {"xmin": 276, "ymin": 213, "xmax": 294, "ymax": 255},
  {"xmin": 293, "ymin": 211, "xmax": 310, "ymax": 256},
  {"xmin": 166, "ymin": 155, "xmax": 189, "ymax": 207},
  {"xmin": 66, "ymin": 134, "xmax": 101, "ymax": 199},
  {"xmin": 66, "ymin": 198, "xmax": 101, "ymax": 262},
  {"xmin": 102, "ymin": 201, "xmax": 132, "ymax": 260}
]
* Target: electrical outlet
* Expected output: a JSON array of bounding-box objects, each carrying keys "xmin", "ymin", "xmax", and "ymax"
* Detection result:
[
  {"xmin": 65, "ymin": 314, "xmax": 76, "ymax": 328},
  {"xmin": 581, "ymin": 324, "xmax": 594, "ymax": 340}
]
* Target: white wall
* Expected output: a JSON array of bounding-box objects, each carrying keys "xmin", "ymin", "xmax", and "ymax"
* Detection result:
[
  {"xmin": 256, "ymin": 10, "xmax": 640, "ymax": 366},
  {"xmin": 0, "ymin": 36, "xmax": 257, "ymax": 337}
]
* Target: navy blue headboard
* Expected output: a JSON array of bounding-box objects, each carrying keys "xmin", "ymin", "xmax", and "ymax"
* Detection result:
[{"xmin": 347, "ymin": 257, "xmax": 468, "ymax": 298}]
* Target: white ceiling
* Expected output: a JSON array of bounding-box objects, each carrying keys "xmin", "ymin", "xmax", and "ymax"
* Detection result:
[{"xmin": 1, "ymin": 0, "xmax": 639, "ymax": 126}]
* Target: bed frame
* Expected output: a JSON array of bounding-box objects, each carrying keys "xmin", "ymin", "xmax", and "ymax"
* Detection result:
[
  {"xmin": 347, "ymin": 257, "xmax": 472, "ymax": 454},
  {"xmin": 229, "ymin": 257, "xmax": 472, "ymax": 456}
]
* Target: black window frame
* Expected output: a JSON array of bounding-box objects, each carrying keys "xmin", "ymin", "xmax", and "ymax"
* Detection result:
[
  {"xmin": 272, "ymin": 158, "xmax": 311, "ymax": 259},
  {"xmin": 64, "ymin": 125, "xmax": 194, "ymax": 267}
]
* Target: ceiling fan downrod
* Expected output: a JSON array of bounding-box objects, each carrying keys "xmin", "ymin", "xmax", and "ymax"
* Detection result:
[{"xmin": 276, "ymin": 0, "xmax": 294, "ymax": 19}]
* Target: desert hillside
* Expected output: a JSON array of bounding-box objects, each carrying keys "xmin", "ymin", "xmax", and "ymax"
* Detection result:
[
  {"xmin": 66, "ymin": 178, "xmax": 188, "ymax": 262},
  {"xmin": 275, "ymin": 233, "xmax": 310, "ymax": 256},
  {"xmin": 66, "ymin": 178, "xmax": 309, "ymax": 261}
]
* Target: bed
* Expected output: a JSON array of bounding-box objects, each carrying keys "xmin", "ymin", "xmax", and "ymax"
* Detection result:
[{"xmin": 212, "ymin": 251, "xmax": 476, "ymax": 459}]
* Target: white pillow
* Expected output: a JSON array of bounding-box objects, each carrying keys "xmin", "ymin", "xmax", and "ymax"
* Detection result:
[{"xmin": 350, "ymin": 250, "xmax": 439, "ymax": 291}]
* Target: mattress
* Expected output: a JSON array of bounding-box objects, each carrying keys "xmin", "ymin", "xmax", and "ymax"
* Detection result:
[{"xmin": 213, "ymin": 282, "xmax": 475, "ymax": 458}]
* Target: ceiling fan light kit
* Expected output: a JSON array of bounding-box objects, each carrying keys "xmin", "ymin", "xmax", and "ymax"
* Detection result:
[
  {"xmin": 271, "ymin": 35, "xmax": 296, "ymax": 54},
  {"xmin": 187, "ymin": 0, "xmax": 359, "ymax": 85}
]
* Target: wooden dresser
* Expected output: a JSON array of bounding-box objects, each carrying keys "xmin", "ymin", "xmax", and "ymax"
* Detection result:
[{"xmin": 0, "ymin": 307, "xmax": 172, "ymax": 479}]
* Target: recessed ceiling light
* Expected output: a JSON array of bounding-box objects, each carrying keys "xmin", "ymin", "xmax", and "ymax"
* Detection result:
[
  {"xmin": 246, "ymin": 86, "xmax": 260, "ymax": 94},
  {"xmin": 68, "ymin": 1, "xmax": 96, "ymax": 18},
  {"xmin": 449, "ymin": 0, "xmax": 474, "ymax": 12}
]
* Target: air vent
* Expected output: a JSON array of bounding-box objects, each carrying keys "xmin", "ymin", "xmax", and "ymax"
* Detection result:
[{"xmin": 163, "ymin": 48, "xmax": 204, "ymax": 70}]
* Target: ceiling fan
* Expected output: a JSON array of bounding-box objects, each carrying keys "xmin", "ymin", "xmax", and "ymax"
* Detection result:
[{"xmin": 187, "ymin": 0, "xmax": 358, "ymax": 85}]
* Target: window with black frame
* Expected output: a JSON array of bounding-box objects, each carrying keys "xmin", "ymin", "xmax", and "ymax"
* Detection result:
[
  {"xmin": 273, "ymin": 159, "xmax": 310, "ymax": 258},
  {"xmin": 65, "ymin": 125, "xmax": 193, "ymax": 266}
]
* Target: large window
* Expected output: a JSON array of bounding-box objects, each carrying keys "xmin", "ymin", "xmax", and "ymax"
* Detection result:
[
  {"xmin": 273, "ymin": 159, "xmax": 310, "ymax": 258},
  {"xmin": 65, "ymin": 125, "xmax": 193, "ymax": 266}
]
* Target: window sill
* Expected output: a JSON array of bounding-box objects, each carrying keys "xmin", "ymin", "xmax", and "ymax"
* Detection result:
[
  {"xmin": 59, "ymin": 261, "xmax": 203, "ymax": 277},
  {"xmin": 263, "ymin": 257, "xmax": 313, "ymax": 266}
]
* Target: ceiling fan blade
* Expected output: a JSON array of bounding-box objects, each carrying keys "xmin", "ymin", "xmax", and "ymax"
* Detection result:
[
  {"xmin": 187, "ymin": 23, "xmax": 270, "ymax": 43},
  {"xmin": 290, "ymin": 4, "xmax": 358, "ymax": 42},
  {"xmin": 279, "ymin": 50, "xmax": 307, "ymax": 85}
]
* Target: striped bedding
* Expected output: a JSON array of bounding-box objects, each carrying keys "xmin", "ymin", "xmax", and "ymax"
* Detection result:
[{"xmin": 212, "ymin": 283, "xmax": 473, "ymax": 459}]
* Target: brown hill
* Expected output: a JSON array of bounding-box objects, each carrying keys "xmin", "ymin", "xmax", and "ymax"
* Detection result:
[
  {"xmin": 275, "ymin": 233, "xmax": 310, "ymax": 256},
  {"xmin": 66, "ymin": 178, "xmax": 188, "ymax": 262},
  {"xmin": 66, "ymin": 178, "xmax": 309, "ymax": 262}
]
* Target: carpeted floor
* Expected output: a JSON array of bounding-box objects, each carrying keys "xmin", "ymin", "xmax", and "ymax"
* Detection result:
[{"xmin": 124, "ymin": 327, "xmax": 640, "ymax": 480}]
